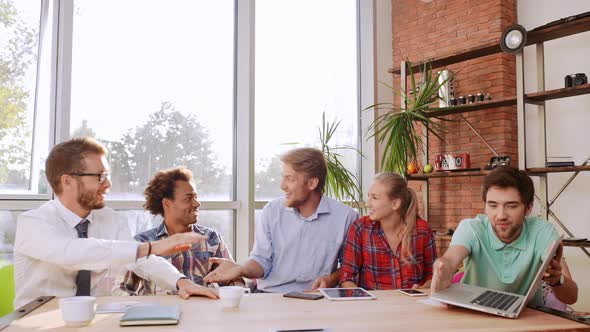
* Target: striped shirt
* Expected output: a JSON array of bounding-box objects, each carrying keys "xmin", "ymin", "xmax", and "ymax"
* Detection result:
[
  {"xmin": 121, "ymin": 222, "xmax": 240, "ymax": 295},
  {"xmin": 340, "ymin": 216, "xmax": 437, "ymax": 290}
]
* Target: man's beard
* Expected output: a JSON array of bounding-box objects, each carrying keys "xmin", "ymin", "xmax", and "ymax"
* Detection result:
[
  {"xmin": 493, "ymin": 223, "xmax": 523, "ymax": 243},
  {"xmin": 77, "ymin": 182, "xmax": 105, "ymax": 210},
  {"xmin": 285, "ymin": 191, "xmax": 310, "ymax": 209}
]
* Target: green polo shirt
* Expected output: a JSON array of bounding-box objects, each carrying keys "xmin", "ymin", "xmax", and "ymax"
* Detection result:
[{"xmin": 451, "ymin": 214, "xmax": 559, "ymax": 305}]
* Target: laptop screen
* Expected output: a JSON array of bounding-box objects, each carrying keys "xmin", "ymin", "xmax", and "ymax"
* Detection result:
[{"xmin": 518, "ymin": 235, "xmax": 563, "ymax": 312}]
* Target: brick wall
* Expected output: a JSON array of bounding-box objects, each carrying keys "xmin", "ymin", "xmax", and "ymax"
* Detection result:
[{"xmin": 388, "ymin": 0, "xmax": 518, "ymax": 256}]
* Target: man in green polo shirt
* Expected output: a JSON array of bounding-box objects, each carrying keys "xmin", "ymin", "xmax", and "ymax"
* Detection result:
[{"xmin": 430, "ymin": 166, "xmax": 578, "ymax": 306}]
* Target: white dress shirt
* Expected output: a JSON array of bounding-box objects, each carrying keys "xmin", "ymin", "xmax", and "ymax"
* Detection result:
[{"xmin": 13, "ymin": 198, "xmax": 184, "ymax": 308}]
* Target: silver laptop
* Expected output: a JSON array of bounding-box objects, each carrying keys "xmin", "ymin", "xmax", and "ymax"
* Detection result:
[{"xmin": 431, "ymin": 235, "xmax": 563, "ymax": 318}]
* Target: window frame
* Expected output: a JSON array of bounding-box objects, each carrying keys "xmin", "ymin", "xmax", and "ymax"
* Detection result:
[
  {"xmin": 0, "ymin": 0, "xmax": 380, "ymax": 260},
  {"xmin": 0, "ymin": 0, "xmax": 58, "ymax": 199}
]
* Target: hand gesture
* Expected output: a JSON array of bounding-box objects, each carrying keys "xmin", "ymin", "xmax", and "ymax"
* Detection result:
[
  {"xmin": 311, "ymin": 274, "xmax": 338, "ymax": 290},
  {"xmin": 203, "ymin": 257, "xmax": 243, "ymax": 284},
  {"xmin": 151, "ymin": 233, "xmax": 208, "ymax": 256},
  {"xmin": 430, "ymin": 259, "xmax": 452, "ymax": 294},
  {"xmin": 543, "ymin": 243, "xmax": 563, "ymax": 286},
  {"xmin": 412, "ymin": 279, "xmax": 431, "ymax": 289},
  {"xmin": 177, "ymin": 278, "xmax": 219, "ymax": 299}
]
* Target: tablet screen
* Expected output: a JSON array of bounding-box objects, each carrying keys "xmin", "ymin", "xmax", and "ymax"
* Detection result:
[{"xmin": 320, "ymin": 288, "xmax": 373, "ymax": 299}]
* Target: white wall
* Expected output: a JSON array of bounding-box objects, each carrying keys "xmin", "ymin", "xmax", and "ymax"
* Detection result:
[{"xmin": 518, "ymin": 0, "xmax": 590, "ymax": 311}]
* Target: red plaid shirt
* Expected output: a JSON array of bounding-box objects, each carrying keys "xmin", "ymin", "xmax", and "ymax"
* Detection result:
[{"xmin": 340, "ymin": 216, "xmax": 437, "ymax": 290}]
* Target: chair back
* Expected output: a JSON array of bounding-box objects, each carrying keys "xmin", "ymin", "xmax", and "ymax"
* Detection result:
[{"xmin": 0, "ymin": 263, "xmax": 15, "ymax": 317}]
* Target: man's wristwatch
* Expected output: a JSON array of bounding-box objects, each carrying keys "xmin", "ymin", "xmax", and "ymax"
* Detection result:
[{"xmin": 552, "ymin": 274, "xmax": 565, "ymax": 287}]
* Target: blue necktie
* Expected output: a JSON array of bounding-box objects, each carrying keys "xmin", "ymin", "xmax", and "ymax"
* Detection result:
[{"xmin": 75, "ymin": 219, "xmax": 91, "ymax": 296}]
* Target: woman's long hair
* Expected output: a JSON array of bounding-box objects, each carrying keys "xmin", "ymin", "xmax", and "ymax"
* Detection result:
[{"xmin": 373, "ymin": 172, "xmax": 419, "ymax": 258}]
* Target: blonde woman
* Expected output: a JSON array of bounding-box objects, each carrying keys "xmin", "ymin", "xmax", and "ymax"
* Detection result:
[{"xmin": 340, "ymin": 173, "xmax": 437, "ymax": 289}]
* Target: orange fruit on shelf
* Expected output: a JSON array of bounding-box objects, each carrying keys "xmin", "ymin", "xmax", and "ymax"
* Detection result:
[{"xmin": 407, "ymin": 162, "xmax": 418, "ymax": 174}]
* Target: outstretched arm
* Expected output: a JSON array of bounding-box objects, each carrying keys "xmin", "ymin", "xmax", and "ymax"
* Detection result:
[
  {"xmin": 430, "ymin": 245, "xmax": 469, "ymax": 294},
  {"xmin": 137, "ymin": 233, "xmax": 208, "ymax": 258},
  {"xmin": 203, "ymin": 258, "xmax": 265, "ymax": 284}
]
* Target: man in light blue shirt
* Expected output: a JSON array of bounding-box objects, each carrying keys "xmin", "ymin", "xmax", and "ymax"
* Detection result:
[
  {"xmin": 430, "ymin": 166, "xmax": 578, "ymax": 306},
  {"xmin": 204, "ymin": 148, "xmax": 358, "ymax": 292}
]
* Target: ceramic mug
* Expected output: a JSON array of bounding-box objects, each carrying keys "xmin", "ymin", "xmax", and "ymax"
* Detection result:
[
  {"xmin": 219, "ymin": 286, "xmax": 250, "ymax": 308},
  {"xmin": 60, "ymin": 296, "xmax": 96, "ymax": 327}
]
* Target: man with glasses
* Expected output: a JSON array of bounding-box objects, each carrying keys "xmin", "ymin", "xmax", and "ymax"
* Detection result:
[
  {"xmin": 13, "ymin": 137, "xmax": 215, "ymax": 308},
  {"xmin": 69, "ymin": 172, "xmax": 111, "ymax": 185}
]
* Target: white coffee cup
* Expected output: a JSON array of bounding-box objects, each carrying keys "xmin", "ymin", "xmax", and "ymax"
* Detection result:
[
  {"xmin": 59, "ymin": 296, "xmax": 96, "ymax": 327},
  {"xmin": 219, "ymin": 286, "xmax": 250, "ymax": 308}
]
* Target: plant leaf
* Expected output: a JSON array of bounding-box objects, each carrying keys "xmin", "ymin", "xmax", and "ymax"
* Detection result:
[
  {"xmin": 318, "ymin": 112, "xmax": 364, "ymax": 211},
  {"xmin": 365, "ymin": 60, "xmax": 456, "ymax": 176}
]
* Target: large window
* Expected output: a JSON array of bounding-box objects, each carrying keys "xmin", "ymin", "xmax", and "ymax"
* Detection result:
[
  {"xmin": 0, "ymin": 0, "xmax": 376, "ymax": 260},
  {"xmin": 0, "ymin": 1, "xmax": 46, "ymax": 194},
  {"xmin": 254, "ymin": 0, "xmax": 359, "ymax": 201},
  {"xmin": 70, "ymin": 0, "xmax": 234, "ymax": 201}
]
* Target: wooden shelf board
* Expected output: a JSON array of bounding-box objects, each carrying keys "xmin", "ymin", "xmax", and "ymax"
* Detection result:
[
  {"xmin": 563, "ymin": 240, "xmax": 590, "ymax": 248},
  {"xmin": 424, "ymin": 96, "xmax": 517, "ymax": 118},
  {"xmin": 408, "ymin": 170, "xmax": 491, "ymax": 180},
  {"xmin": 379, "ymin": 82, "xmax": 586, "ymax": 117},
  {"xmin": 526, "ymin": 165, "xmax": 590, "ymax": 174},
  {"xmin": 389, "ymin": 43, "xmax": 501, "ymax": 75},
  {"xmin": 525, "ymin": 84, "xmax": 590, "ymax": 104},
  {"xmin": 526, "ymin": 15, "xmax": 590, "ymax": 45}
]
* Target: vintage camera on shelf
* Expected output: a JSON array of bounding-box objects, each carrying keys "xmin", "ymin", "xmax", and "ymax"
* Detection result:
[
  {"xmin": 564, "ymin": 73, "xmax": 588, "ymax": 88},
  {"xmin": 434, "ymin": 154, "xmax": 470, "ymax": 171},
  {"xmin": 485, "ymin": 155, "xmax": 512, "ymax": 170}
]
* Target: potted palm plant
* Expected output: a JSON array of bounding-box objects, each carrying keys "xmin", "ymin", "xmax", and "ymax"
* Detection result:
[
  {"xmin": 282, "ymin": 113, "xmax": 363, "ymax": 210},
  {"xmin": 365, "ymin": 61, "xmax": 453, "ymax": 176},
  {"xmin": 318, "ymin": 112, "xmax": 363, "ymax": 210}
]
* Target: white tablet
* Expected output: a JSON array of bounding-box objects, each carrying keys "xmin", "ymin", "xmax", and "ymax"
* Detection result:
[{"xmin": 318, "ymin": 287, "xmax": 376, "ymax": 301}]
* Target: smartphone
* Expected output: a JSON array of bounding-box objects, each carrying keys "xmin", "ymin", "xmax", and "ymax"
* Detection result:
[
  {"xmin": 283, "ymin": 292, "xmax": 324, "ymax": 300},
  {"xmin": 397, "ymin": 289, "xmax": 427, "ymax": 297}
]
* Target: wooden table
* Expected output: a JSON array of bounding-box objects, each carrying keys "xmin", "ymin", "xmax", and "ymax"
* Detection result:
[{"xmin": 3, "ymin": 291, "xmax": 589, "ymax": 331}]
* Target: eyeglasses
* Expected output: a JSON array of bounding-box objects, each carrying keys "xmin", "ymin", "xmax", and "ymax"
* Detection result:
[{"xmin": 69, "ymin": 172, "xmax": 111, "ymax": 184}]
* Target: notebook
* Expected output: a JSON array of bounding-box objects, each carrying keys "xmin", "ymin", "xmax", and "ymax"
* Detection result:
[
  {"xmin": 431, "ymin": 235, "xmax": 562, "ymax": 319},
  {"xmin": 120, "ymin": 304, "xmax": 181, "ymax": 326}
]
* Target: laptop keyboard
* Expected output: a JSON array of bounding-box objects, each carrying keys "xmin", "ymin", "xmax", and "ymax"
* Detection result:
[{"xmin": 471, "ymin": 290, "xmax": 520, "ymax": 311}]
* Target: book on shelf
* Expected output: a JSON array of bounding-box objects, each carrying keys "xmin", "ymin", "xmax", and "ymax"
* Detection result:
[
  {"xmin": 546, "ymin": 161, "xmax": 575, "ymax": 167},
  {"xmin": 546, "ymin": 156, "xmax": 575, "ymax": 167}
]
